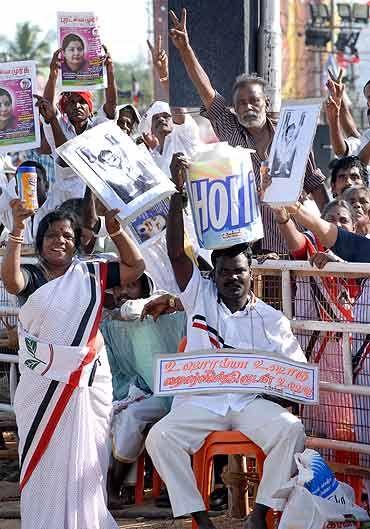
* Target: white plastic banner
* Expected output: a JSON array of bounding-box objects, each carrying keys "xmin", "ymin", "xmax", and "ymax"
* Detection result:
[{"xmin": 153, "ymin": 349, "xmax": 319, "ymax": 404}]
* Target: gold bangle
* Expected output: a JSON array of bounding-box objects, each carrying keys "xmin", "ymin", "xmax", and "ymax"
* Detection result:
[
  {"xmin": 8, "ymin": 234, "xmax": 24, "ymax": 244},
  {"xmin": 109, "ymin": 228, "xmax": 123, "ymax": 238},
  {"xmin": 159, "ymin": 76, "xmax": 168, "ymax": 82}
]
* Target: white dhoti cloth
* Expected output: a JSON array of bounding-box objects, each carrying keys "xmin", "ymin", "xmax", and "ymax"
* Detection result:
[
  {"xmin": 112, "ymin": 395, "xmax": 169, "ymax": 463},
  {"xmin": 146, "ymin": 398, "xmax": 305, "ymax": 517}
]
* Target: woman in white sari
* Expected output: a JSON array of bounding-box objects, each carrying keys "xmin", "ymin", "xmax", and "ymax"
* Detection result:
[{"xmin": 1, "ymin": 199, "xmax": 145, "ymax": 529}]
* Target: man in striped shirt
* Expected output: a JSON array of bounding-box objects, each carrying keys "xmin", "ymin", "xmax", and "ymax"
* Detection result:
[{"xmin": 169, "ymin": 8, "xmax": 329, "ymax": 255}]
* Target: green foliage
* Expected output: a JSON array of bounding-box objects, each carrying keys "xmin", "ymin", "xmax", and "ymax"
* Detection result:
[
  {"xmin": 0, "ymin": 22, "xmax": 54, "ymax": 68},
  {"xmin": 114, "ymin": 54, "xmax": 153, "ymax": 108}
]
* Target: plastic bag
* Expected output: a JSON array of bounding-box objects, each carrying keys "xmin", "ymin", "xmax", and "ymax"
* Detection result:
[
  {"xmin": 187, "ymin": 143, "xmax": 263, "ymax": 249},
  {"xmin": 278, "ymin": 449, "xmax": 369, "ymax": 529}
]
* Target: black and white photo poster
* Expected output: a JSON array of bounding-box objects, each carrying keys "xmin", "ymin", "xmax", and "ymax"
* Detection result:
[
  {"xmin": 264, "ymin": 99, "xmax": 322, "ymax": 206},
  {"xmin": 57, "ymin": 121, "xmax": 175, "ymax": 225}
]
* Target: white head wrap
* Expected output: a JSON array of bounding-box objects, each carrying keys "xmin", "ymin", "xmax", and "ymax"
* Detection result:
[
  {"xmin": 138, "ymin": 101, "xmax": 171, "ymax": 135},
  {"xmin": 117, "ymin": 104, "xmax": 141, "ymax": 125}
]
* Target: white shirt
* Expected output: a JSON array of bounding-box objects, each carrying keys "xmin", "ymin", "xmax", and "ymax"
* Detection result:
[
  {"xmin": 176, "ymin": 266, "xmax": 306, "ymax": 415},
  {"xmin": 345, "ymin": 129, "xmax": 370, "ymax": 174}
]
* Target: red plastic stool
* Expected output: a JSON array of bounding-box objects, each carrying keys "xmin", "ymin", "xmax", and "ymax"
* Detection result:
[
  {"xmin": 135, "ymin": 450, "xmax": 163, "ymax": 504},
  {"xmin": 191, "ymin": 431, "xmax": 279, "ymax": 529}
]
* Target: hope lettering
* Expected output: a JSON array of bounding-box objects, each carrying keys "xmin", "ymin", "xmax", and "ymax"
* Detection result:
[{"xmin": 190, "ymin": 169, "xmax": 259, "ymax": 242}]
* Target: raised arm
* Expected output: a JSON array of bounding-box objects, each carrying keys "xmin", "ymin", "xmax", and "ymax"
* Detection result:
[
  {"xmin": 102, "ymin": 46, "xmax": 117, "ymax": 119},
  {"xmin": 43, "ymin": 49, "xmax": 62, "ymax": 105},
  {"xmin": 328, "ymin": 68, "xmax": 360, "ymax": 139},
  {"xmin": 147, "ymin": 35, "xmax": 169, "ymax": 99},
  {"xmin": 169, "ymin": 8, "xmax": 215, "ymax": 110},
  {"xmin": 167, "ymin": 153, "xmax": 193, "ymax": 291},
  {"xmin": 326, "ymin": 77, "xmax": 347, "ymax": 157},
  {"xmin": 287, "ymin": 203, "xmax": 338, "ymax": 249},
  {"xmin": 1, "ymin": 200, "xmax": 34, "ymax": 294},
  {"xmin": 272, "ymin": 207, "xmax": 306, "ymax": 252},
  {"xmin": 104, "ymin": 209, "xmax": 145, "ymax": 284},
  {"xmin": 34, "ymin": 95, "xmax": 67, "ymax": 149}
]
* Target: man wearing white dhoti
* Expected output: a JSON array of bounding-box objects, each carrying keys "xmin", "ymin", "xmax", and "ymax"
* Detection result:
[
  {"xmin": 145, "ymin": 156, "xmax": 307, "ymax": 529},
  {"xmin": 1, "ymin": 200, "xmax": 145, "ymax": 529}
]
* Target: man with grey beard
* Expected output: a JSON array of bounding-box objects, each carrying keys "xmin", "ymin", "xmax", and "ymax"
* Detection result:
[{"xmin": 169, "ymin": 8, "xmax": 329, "ymax": 255}]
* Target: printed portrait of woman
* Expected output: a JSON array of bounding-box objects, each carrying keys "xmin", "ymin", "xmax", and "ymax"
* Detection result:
[
  {"xmin": 135, "ymin": 213, "xmax": 167, "ymax": 241},
  {"xmin": 0, "ymin": 87, "xmax": 17, "ymax": 132},
  {"xmin": 62, "ymin": 33, "xmax": 88, "ymax": 73}
]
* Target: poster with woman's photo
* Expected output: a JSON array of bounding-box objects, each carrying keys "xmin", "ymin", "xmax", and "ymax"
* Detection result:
[
  {"xmin": 128, "ymin": 198, "xmax": 170, "ymax": 246},
  {"xmin": 57, "ymin": 120, "xmax": 176, "ymax": 225},
  {"xmin": 0, "ymin": 61, "xmax": 40, "ymax": 154},
  {"xmin": 264, "ymin": 99, "xmax": 322, "ymax": 206},
  {"xmin": 57, "ymin": 12, "xmax": 105, "ymax": 91}
]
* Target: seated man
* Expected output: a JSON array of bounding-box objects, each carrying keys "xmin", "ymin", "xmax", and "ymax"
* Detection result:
[
  {"xmin": 146, "ymin": 153, "xmax": 307, "ymax": 529},
  {"xmin": 101, "ymin": 272, "xmax": 185, "ymax": 507}
]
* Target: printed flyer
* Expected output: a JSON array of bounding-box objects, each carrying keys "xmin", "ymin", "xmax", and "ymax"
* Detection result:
[
  {"xmin": 57, "ymin": 11, "xmax": 105, "ymax": 91},
  {"xmin": 128, "ymin": 198, "xmax": 170, "ymax": 247},
  {"xmin": 0, "ymin": 60, "xmax": 40, "ymax": 153}
]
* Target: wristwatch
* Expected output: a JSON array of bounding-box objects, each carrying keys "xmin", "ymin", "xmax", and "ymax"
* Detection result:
[{"xmin": 168, "ymin": 295, "xmax": 177, "ymax": 309}]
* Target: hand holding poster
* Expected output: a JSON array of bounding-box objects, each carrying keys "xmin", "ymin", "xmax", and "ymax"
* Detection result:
[
  {"xmin": 187, "ymin": 143, "xmax": 263, "ymax": 250},
  {"xmin": 57, "ymin": 12, "xmax": 105, "ymax": 91},
  {"xmin": 0, "ymin": 61, "xmax": 40, "ymax": 154},
  {"xmin": 263, "ymin": 99, "xmax": 322, "ymax": 206},
  {"xmin": 57, "ymin": 121, "xmax": 176, "ymax": 225},
  {"xmin": 154, "ymin": 349, "xmax": 319, "ymax": 404}
]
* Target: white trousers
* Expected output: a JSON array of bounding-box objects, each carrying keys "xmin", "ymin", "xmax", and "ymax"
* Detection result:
[
  {"xmin": 112, "ymin": 396, "xmax": 169, "ymax": 463},
  {"xmin": 146, "ymin": 398, "xmax": 305, "ymax": 517}
]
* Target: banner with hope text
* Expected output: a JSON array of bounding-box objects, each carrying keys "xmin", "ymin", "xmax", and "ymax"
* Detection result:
[{"xmin": 153, "ymin": 349, "xmax": 319, "ymax": 404}]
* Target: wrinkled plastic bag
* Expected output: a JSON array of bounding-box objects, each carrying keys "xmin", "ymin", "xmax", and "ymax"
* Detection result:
[
  {"xmin": 278, "ymin": 449, "xmax": 369, "ymax": 529},
  {"xmin": 187, "ymin": 143, "xmax": 263, "ymax": 249}
]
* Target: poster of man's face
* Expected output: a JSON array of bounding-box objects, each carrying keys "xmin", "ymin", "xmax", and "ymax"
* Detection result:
[
  {"xmin": 56, "ymin": 120, "xmax": 176, "ymax": 227},
  {"xmin": 77, "ymin": 131, "xmax": 160, "ymax": 205},
  {"xmin": 264, "ymin": 99, "xmax": 321, "ymax": 205},
  {"xmin": 270, "ymin": 110, "xmax": 307, "ymax": 179}
]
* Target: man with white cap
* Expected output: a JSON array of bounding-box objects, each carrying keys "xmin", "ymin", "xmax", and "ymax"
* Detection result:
[{"xmin": 138, "ymin": 100, "xmax": 200, "ymax": 177}]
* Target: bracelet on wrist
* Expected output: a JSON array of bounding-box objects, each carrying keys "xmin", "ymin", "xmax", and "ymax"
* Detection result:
[
  {"xmin": 109, "ymin": 228, "xmax": 124, "ymax": 239},
  {"xmin": 8, "ymin": 233, "xmax": 24, "ymax": 244},
  {"xmin": 159, "ymin": 76, "xmax": 168, "ymax": 83}
]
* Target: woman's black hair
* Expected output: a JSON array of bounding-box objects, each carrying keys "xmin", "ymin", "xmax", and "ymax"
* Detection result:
[
  {"xmin": 0, "ymin": 87, "xmax": 12, "ymax": 103},
  {"xmin": 35, "ymin": 209, "xmax": 82, "ymax": 255},
  {"xmin": 62, "ymin": 33, "xmax": 85, "ymax": 51}
]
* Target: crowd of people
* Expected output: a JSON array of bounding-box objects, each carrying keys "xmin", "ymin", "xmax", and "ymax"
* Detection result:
[{"xmin": 1, "ymin": 7, "xmax": 370, "ymax": 529}]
